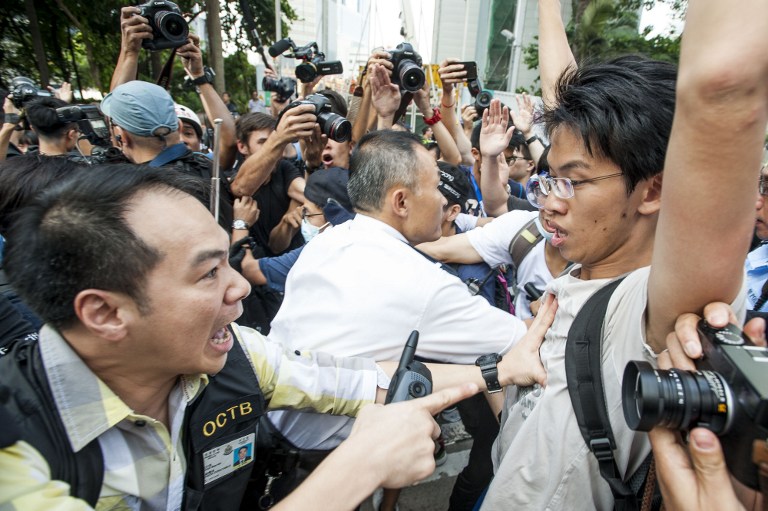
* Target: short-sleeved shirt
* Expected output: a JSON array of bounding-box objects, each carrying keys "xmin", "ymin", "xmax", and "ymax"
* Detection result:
[
  {"xmin": 251, "ymin": 159, "xmax": 304, "ymax": 256},
  {"xmin": 481, "ymin": 267, "xmax": 746, "ymax": 510},
  {"xmin": 466, "ymin": 210, "xmax": 552, "ymax": 319}
]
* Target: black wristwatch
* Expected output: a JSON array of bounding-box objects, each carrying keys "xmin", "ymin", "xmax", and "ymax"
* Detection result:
[
  {"xmin": 475, "ymin": 353, "xmax": 503, "ymax": 393},
  {"xmin": 191, "ymin": 66, "xmax": 216, "ymax": 87},
  {"xmin": 525, "ymin": 134, "xmax": 541, "ymax": 145}
]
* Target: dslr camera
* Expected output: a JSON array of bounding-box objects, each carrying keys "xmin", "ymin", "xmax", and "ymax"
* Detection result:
[
  {"xmin": 387, "ymin": 42, "xmax": 425, "ymax": 93},
  {"xmin": 56, "ymin": 104, "xmax": 111, "ymax": 147},
  {"xmin": 268, "ymin": 38, "xmax": 343, "ymax": 84},
  {"xmin": 261, "ymin": 76, "xmax": 297, "ymax": 103},
  {"xmin": 622, "ymin": 320, "xmax": 768, "ymax": 490},
  {"xmin": 137, "ymin": 0, "xmax": 189, "ymax": 51},
  {"xmin": 276, "ymin": 93, "xmax": 351, "ymax": 143},
  {"xmin": 9, "ymin": 76, "xmax": 52, "ymax": 109}
]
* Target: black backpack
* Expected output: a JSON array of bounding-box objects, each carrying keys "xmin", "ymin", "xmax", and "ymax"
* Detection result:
[{"xmin": 565, "ymin": 277, "xmax": 661, "ymax": 511}]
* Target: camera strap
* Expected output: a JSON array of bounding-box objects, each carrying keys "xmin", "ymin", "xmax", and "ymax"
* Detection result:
[
  {"xmin": 565, "ymin": 276, "xmax": 660, "ymax": 511},
  {"xmin": 156, "ymin": 48, "xmax": 178, "ymax": 90}
]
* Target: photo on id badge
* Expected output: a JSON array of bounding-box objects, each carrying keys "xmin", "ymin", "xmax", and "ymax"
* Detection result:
[{"xmin": 233, "ymin": 443, "xmax": 253, "ymax": 467}]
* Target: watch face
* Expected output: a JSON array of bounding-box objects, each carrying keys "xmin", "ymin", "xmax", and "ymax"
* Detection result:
[
  {"xmin": 233, "ymin": 220, "xmax": 248, "ymax": 230},
  {"xmin": 476, "ymin": 354, "xmax": 500, "ymax": 366}
]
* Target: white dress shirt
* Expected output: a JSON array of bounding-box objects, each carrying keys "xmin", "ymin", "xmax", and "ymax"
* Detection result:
[{"xmin": 267, "ymin": 213, "xmax": 528, "ymax": 449}]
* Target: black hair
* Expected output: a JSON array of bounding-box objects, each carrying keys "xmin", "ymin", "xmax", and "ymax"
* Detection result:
[
  {"xmin": 509, "ymin": 130, "xmax": 532, "ymax": 160},
  {"xmin": 4, "ymin": 164, "xmax": 204, "ymax": 329},
  {"xmin": 0, "ymin": 155, "xmax": 84, "ymax": 235},
  {"xmin": 425, "ymin": 141, "xmax": 441, "ymax": 160},
  {"xmin": 235, "ymin": 113, "xmax": 277, "ymax": 145},
  {"xmin": 348, "ymin": 130, "xmax": 425, "ymax": 212},
  {"xmin": 25, "ymin": 97, "xmax": 74, "ymax": 139},
  {"xmin": 543, "ymin": 55, "xmax": 677, "ymax": 194}
]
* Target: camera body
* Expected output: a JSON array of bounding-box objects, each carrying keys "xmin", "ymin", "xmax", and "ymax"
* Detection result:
[
  {"xmin": 137, "ymin": 0, "xmax": 189, "ymax": 51},
  {"xmin": 269, "ymin": 39, "xmax": 344, "ymax": 84},
  {"xmin": 622, "ymin": 321, "xmax": 768, "ymax": 489},
  {"xmin": 387, "ymin": 43, "xmax": 425, "ymax": 93},
  {"xmin": 56, "ymin": 104, "xmax": 111, "ymax": 147},
  {"xmin": 10, "ymin": 77, "xmax": 52, "ymax": 109},
  {"xmin": 276, "ymin": 93, "xmax": 351, "ymax": 143},
  {"xmin": 261, "ymin": 76, "xmax": 297, "ymax": 103},
  {"xmin": 385, "ymin": 331, "xmax": 433, "ymax": 404}
]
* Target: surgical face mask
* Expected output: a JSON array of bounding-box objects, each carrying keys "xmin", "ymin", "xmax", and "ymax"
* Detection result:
[
  {"xmin": 301, "ymin": 219, "xmax": 329, "ymax": 243},
  {"xmin": 535, "ymin": 216, "xmax": 554, "ymax": 242}
]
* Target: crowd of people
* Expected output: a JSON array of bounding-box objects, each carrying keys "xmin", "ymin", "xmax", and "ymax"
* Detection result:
[{"xmin": 0, "ymin": 0, "xmax": 767, "ymax": 510}]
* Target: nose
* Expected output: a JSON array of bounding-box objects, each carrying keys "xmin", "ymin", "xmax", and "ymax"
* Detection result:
[
  {"xmin": 756, "ymin": 192, "xmax": 765, "ymax": 211},
  {"xmin": 541, "ymin": 188, "xmax": 567, "ymax": 215},
  {"xmin": 226, "ymin": 269, "xmax": 252, "ymax": 305}
]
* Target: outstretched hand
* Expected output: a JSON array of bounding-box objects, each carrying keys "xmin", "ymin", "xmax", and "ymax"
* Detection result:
[
  {"xmin": 369, "ymin": 64, "xmax": 401, "ymax": 119},
  {"xmin": 348, "ymin": 383, "xmax": 480, "ymax": 489},
  {"xmin": 480, "ymin": 99, "xmax": 515, "ymax": 159},
  {"xmin": 498, "ymin": 293, "xmax": 557, "ymax": 388}
]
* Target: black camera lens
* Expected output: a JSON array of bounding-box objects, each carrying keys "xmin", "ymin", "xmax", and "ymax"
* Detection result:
[
  {"xmin": 316, "ymin": 112, "xmax": 351, "ymax": 143},
  {"xmin": 155, "ymin": 10, "xmax": 188, "ymax": 42},
  {"xmin": 295, "ymin": 63, "xmax": 317, "ymax": 84},
  {"xmin": 622, "ymin": 360, "xmax": 733, "ymax": 434},
  {"xmin": 397, "ymin": 60, "xmax": 426, "ymax": 92}
]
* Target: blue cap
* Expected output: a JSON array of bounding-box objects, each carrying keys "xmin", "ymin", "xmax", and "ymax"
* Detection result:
[{"xmin": 101, "ymin": 81, "xmax": 178, "ymax": 137}]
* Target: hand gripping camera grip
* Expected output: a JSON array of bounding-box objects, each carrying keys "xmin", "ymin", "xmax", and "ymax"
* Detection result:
[{"xmin": 385, "ymin": 331, "xmax": 433, "ymax": 404}]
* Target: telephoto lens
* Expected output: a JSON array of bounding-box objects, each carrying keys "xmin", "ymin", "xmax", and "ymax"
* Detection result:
[
  {"xmin": 316, "ymin": 110, "xmax": 351, "ymax": 142},
  {"xmin": 621, "ymin": 360, "xmax": 733, "ymax": 434}
]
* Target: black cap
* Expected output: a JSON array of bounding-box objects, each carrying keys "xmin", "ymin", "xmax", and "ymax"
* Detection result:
[
  {"xmin": 437, "ymin": 162, "xmax": 471, "ymax": 214},
  {"xmin": 304, "ymin": 167, "xmax": 353, "ymax": 211}
]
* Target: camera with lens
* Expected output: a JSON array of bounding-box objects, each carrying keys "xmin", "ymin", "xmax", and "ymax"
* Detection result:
[
  {"xmin": 261, "ymin": 76, "xmax": 297, "ymax": 103},
  {"xmin": 622, "ymin": 320, "xmax": 768, "ymax": 489},
  {"xmin": 268, "ymin": 38, "xmax": 344, "ymax": 84},
  {"xmin": 387, "ymin": 42, "xmax": 425, "ymax": 93},
  {"xmin": 9, "ymin": 77, "xmax": 52, "ymax": 109},
  {"xmin": 56, "ymin": 104, "xmax": 111, "ymax": 147},
  {"xmin": 467, "ymin": 81, "xmax": 496, "ymax": 116},
  {"xmin": 276, "ymin": 93, "xmax": 351, "ymax": 143},
  {"xmin": 137, "ymin": 0, "xmax": 189, "ymax": 51}
]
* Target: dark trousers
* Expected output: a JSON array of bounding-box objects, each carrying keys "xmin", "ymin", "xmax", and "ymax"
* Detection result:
[{"xmin": 448, "ymin": 393, "xmax": 500, "ymax": 511}]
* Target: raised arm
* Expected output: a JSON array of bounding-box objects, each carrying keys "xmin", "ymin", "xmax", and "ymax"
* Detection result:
[
  {"xmin": 111, "ymin": 7, "xmax": 152, "ymax": 91},
  {"xmin": 646, "ymin": 0, "xmax": 768, "ymax": 351},
  {"xmin": 230, "ymin": 104, "xmax": 316, "ymax": 197},
  {"xmin": 417, "ymin": 232, "xmax": 483, "ymax": 265},
  {"xmin": 413, "ymin": 81, "xmax": 462, "ymax": 165},
  {"xmin": 479, "ymin": 100, "xmax": 515, "ymax": 217},
  {"xmin": 438, "ymin": 59, "xmax": 474, "ymax": 165},
  {"xmin": 176, "ymin": 35, "xmax": 237, "ymax": 169},
  {"xmin": 538, "ymin": 0, "xmax": 577, "ymax": 107}
]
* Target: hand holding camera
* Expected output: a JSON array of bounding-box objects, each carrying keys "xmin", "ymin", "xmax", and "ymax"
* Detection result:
[
  {"xmin": 623, "ymin": 318, "xmax": 768, "ymax": 490},
  {"xmin": 276, "ymin": 94, "xmax": 351, "ymax": 143}
]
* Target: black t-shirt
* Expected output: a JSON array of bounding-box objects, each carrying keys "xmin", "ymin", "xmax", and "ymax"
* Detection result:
[{"xmin": 250, "ymin": 159, "xmax": 304, "ymax": 256}]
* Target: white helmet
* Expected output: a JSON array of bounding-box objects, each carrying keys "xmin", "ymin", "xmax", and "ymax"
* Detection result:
[{"xmin": 174, "ymin": 103, "xmax": 203, "ymax": 138}]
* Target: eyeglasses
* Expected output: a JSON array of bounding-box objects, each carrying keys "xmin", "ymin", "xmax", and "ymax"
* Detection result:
[
  {"xmin": 525, "ymin": 172, "xmax": 624, "ymax": 209},
  {"xmin": 301, "ymin": 207, "xmax": 324, "ymax": 220},
  {"xmin": 505, "ymin": 154, "xmax": 529, "ymax": 165}
]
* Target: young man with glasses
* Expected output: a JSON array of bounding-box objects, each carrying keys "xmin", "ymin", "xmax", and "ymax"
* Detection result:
[{"xmin": 476, "ymin": 0, "xmax": 768, "ymax": 509}]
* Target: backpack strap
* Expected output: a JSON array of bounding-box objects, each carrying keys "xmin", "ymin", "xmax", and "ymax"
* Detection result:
[
  {"xmin": 507, "ymin": 218, "xmax": 543, "ymax": 269},
  {"xmin": 565, "ymin": 277, "xmax": 640, "ymax": 511}
]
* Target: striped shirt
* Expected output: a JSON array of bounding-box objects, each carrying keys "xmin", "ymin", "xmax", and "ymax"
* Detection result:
[{"xmin": 0, "ymin": 323, "xmax": 381, "ymax": 511}]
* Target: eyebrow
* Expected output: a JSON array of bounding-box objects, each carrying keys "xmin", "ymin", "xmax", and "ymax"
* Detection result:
[
  {"xmin": 550, "ymin": 159, "xmax": 592, "ymax": 175},
  {"xmin": 192, "ymin": 249, "xmax": 228, "ymax": 267}
]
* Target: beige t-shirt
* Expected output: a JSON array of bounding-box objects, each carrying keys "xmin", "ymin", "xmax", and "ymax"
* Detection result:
[{"xmin": 481, "ymin": 266, "xmax": 745, "ymax": 510}]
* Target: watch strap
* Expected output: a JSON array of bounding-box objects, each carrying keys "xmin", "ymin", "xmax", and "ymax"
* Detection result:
[
  {"xmin": 525, "ymin": 134, "xmax": 541, "ymax": 145},
  {"xmin": 476, "ymin": 354, "xmax": 503, "ymax": 393}
]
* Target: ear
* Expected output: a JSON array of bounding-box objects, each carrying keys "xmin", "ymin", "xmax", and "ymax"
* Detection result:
[
  {"xmin": 637, "ymin": 173, "xmax": 663, "ymax": 215},
  {"xmin": 446, "ymin": 204, "xmax": 461, "ymax": 223},
  {"xmin": 236, "ymin": 140, "xmax": 249, "ymax": 156},
  {"xmin": 73, "ymin": 289, "xmax": 133, "ymax": 341},
  {"xmin": 471, "ymin": 147, "xmax": 481, "ymax": 166},
  {"xmin": 388, "ymin": 187, "xmax": 409, "ymax": 219}
]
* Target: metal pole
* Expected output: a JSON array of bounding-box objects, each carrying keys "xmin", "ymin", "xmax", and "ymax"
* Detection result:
[
  {"xmin": 510, "ymin": 0, "xmax": 528, "ymax": 93},
  {"xmin": 275, "ymin": 0, "xmax": 282, "ymax": 73},
  {"xmin": 210, "ymin": 118, "xmax": 223, "ymax": 222}
]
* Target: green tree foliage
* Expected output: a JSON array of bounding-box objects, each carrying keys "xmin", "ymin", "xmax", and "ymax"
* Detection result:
[
  {"xmin": 0, "ymin": 0, "xmax": 295, "ymax": 102},
  {"xmin": 521, "ymin": 0, "xmax": 683, "ymax": 94}
]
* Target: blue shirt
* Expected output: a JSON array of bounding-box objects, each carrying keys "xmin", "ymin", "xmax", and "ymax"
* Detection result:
[{"xmin": 745, "ymin": 243, "xmax": 768, "ymax": 310}]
